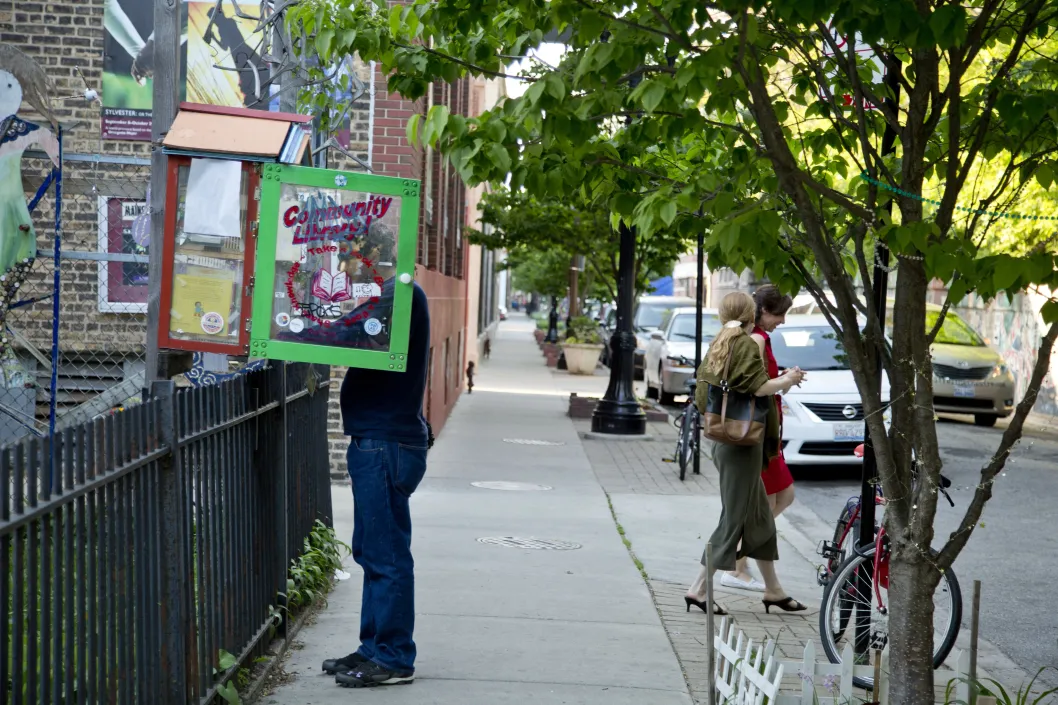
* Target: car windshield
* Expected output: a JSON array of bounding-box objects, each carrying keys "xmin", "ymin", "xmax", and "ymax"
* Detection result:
[
  {"xmin": 668, "ymin": 314, "xmax": 721, "ymax": 342},
  {"xmin": 927, "ymin": 311, "xmax": 985, "ymax": 346},
  {"xmin": 635, "ymin": 303, "xmax": 677, "ymax": 330},
  {"xmin": 770, "ymin": 326, "xmax": 850, "ymax": 371}
]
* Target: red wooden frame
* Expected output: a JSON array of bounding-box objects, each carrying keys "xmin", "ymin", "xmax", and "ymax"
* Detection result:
[
  {"xmin": 177, "ymin": 101, "xmax": 313, "ymax": 124},
  {"xmin": 157, "ymin": 155, "xmax": 260, "ymax": 355}
]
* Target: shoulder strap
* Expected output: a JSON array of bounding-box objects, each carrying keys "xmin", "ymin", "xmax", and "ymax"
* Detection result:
[
  {"xmin": 718, "ymin": 336, "xmax": 738, "ymax": 430},
  {"xmin": 721, "ymin": 337, "xmax": 736, "ymax": 386}
]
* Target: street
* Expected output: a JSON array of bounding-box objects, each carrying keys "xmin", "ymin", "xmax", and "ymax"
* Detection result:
[
  {"xmin": 793, "ymin": 417, "xmax": 1058, "ymax": 687},
  {"xmin": 658, "ymin": 390, "xmax": 1058, "ymax": 687}
]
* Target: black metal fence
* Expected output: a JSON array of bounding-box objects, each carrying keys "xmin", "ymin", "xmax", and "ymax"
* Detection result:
[{"xmin": 0, "ymin": 362, "xmax": 333, "ymax": 704}]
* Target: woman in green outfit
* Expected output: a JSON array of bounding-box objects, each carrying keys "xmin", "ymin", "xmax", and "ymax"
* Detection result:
[{"xmin": 684, "ymin": 291, "xmax": 808, "ymax": 616}]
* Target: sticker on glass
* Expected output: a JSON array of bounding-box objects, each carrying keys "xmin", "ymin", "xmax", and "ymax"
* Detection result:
[
  {"xmin": 200, "ymin": 312, "xmax": 225, "ymax": 335},
  {"xmin": 334, "ymin": 174, "xmax": 347, "ymax": 187},
  {"xmin": 275, "ymin": 312, "xmax": 291, "ymax": 328},
  {"xmin": 364, "ymin": 318, "xmax": 382, "ymax": 336},
  {"xmin": 352, "ymin": 282, "xmax": 382, "ymax": 299},
  {"xmin": 288, "ymin": 318, "xmax": 305, "ymax": 334}
]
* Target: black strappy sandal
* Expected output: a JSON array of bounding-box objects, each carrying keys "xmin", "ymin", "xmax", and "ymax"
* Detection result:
[
  {"xmin": 685, "ymin": 595, "xmax": 728, "ymax": 616},
  {"xmin": 762, "ymin": 597, "xmax": 807, "ymax": 614}
]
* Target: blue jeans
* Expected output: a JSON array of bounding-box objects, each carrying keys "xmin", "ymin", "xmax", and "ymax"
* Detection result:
[{"xmin": 347, "ymin": 437, "xmax": 428, "ymax": 673}]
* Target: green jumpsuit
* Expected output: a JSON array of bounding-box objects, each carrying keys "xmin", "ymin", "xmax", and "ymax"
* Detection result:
[{"xmin": 695, "ymin": 333, "xmax": 781, "ymax": 571}]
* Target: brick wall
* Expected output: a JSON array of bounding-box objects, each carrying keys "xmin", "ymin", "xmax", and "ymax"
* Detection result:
[{"xmin": 326, "ymin": 63, "xmax": 472, "ymax": 471}]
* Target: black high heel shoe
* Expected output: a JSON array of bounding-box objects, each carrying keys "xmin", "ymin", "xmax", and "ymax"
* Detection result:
[
  {"xmin": 762, "ymin": 597, "xmax": 807, "ymax": 614},
  {"xmin": 684, "ymin": 595, "xmax": 727, "ymax": 616}
]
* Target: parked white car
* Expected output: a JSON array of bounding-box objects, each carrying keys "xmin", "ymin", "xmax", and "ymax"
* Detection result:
[
  {"xmin": 771, "ymin": 315, "xmax": 890, "ymax": 466},
  {"xmin": 644, "ymin": 307, "xmax": 721, "ymax": 404}
]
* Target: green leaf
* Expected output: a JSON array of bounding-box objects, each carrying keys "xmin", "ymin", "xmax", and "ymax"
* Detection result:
[
  {"xmin": 389, "ymin": 5, "xmax": 403, "ymax": 36},
  {"xmin": 1043, "ymin": 300, "xmax": 1058, "ymax": 325},
  {"xmin": 217, "ymin": 683, "xmax": 242, "ymax": 705},
  {"xmin": 639, "ymin": 81, "xmax": 667, "ymax": 113},
  {"xmin": 406, "ymin": 113, "xmax": 422, "ymax": 146},
  {"xmin": 992, "ymin": 258, "xmax": 1022, "ymax": 292},
  {"xmin": 545, "ymin": 74, "xmax": 565, "ymax": 101},
  {"xmin": 1035, "ymin": 163, "xmax": 1054, "ymax": 190},
  {"xmin": 524, "ymin": 80, "xmax": 547, "ymax": 106},
  {"xmin": 659, "ymin": 200, "xmax": 677, "ymax": 226},
  {"xmin": 315, "ymin": 30, "xmax": 335, "ymax": 60},
  {"xmin": 486, "ymin": 143, "xmax": 512, "ymax": 175},
  {"xmin": 423, "ymin": 105, "xmax": 450, "ymax": 144},
  {"xmin": 218, "ymin": 650, "xmax": 238, "ymax": 671},
  {"xmin": 929, "ymin": 5, "xmax": 967, "ymax": 48}
]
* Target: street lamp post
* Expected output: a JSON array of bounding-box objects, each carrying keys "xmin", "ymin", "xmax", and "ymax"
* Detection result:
[
  {"xmin": 592, "ymin": 220, "xmax": 647, "ymax": 434},
  {"xmin": 855, "ymin": 55, "xmax": 900, "ymax": 659},
  {"xmin": 545, "ymin": 295, "xmax": 560, "ymax": 343}
]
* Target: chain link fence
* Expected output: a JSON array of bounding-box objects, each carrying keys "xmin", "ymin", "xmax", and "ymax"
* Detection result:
[{"xmin": 10, "ymin": 149, "xmax": 149, "ymax": 448}]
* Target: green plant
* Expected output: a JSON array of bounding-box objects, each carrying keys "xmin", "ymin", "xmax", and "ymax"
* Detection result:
[
  {"xmin": 565, "ymin": 316, "xmax": 603, "ymax": 345},
  {"xmin": 282, "ymin": 520, "xmax": 350, "ymax": 612},
  {"xmin": 944, "ymin": 668, "xmax": 1058, "ymax": 705},
  {"xmin": 214, "ymin": 649, "xmax": 244, "ymax": 704}
]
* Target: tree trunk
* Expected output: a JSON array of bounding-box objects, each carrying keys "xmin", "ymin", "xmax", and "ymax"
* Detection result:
[{"xmin": 886, "ymin": 553, "xmax": 941, "ymax": 703}]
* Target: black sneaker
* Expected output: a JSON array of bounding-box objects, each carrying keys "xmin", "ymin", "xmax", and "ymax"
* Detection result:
[
  {"xmin": 335, "ymin": 661, "xmax": 414, "ymax": 688},
  {"xmin": 321, "ymin": 652, "xmax": 367, "ymax": 675}
]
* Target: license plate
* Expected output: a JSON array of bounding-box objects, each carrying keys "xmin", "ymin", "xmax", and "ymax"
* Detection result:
[
  {"xmin": 954, "ymin": 382, "xmax": 976, "ymax": 398},
  {"xmin": 834, "ymin": 423, "xmax": 865, "ymax": 441}
]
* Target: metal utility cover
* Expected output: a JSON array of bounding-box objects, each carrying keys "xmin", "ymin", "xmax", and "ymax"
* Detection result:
[
  {"xmin": 471, "ymin": 481, "xmax": 553, "ymax": 491},
  {"xmin": 477, "ymin": 537, "xmax": 582, "ymax": 550},
  {"xmin": 502, "ymin": 438, "xmax": 566, "ymax": 446}
]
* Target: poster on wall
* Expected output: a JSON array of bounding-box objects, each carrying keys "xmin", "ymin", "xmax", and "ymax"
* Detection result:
[
  {"xmin": 185, "ymin": 0, "xmax": 279, "ymax": 110},
  {"xmin": 101, "ymin": 0, "xmax": 175, "ymax": 140},
  {"xmin": 102, "ymin": 0, "xmax": 278, "ymax": 140},
  {"xmin": 97, "ymin": 196, "xmax": 150, "ymax": 312}
]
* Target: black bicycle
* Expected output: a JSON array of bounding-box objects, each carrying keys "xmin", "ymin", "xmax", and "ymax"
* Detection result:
[{"xmin": 665, "ymin": 356, "xmax": 702, "ymax": 480}]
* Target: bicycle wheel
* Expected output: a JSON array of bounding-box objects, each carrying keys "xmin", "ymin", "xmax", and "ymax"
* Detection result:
[
  {"xmin": 678, "ymin": 409, "xmax": 696, "ymax": 481},
  {"xmin": 818, "ymin": 547, "xmax": 962, "ymax": 690}
]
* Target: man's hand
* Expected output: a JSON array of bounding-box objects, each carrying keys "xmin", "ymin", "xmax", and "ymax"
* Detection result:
[{"xmin": 132, "ymin": 38, "xmax": 154, "ymax": 84}]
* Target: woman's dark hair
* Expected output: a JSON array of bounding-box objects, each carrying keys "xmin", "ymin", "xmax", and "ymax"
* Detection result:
[{"xmin": 753, "ymin": 284, "xmax": 793, "ymax": 323}]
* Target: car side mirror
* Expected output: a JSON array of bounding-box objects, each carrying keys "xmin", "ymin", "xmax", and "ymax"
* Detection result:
[{"xmin": 650, "ymin": 331, "xmax": 664, "ymax": 341}]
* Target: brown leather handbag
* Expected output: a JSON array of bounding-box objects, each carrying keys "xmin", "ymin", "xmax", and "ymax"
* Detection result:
[{"xmin": 701, "ymin": 352, "xmax": 769, "ymax": 446}]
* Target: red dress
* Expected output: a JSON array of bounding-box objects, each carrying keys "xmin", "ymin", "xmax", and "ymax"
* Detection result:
[{"xmin": 754, "ymin": 326, "xmax": 794, "ymax": 495}]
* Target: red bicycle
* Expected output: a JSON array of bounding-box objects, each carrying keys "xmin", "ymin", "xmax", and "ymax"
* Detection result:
[{"xmin": 816, "ymin": 444, "xmax": 962, "ymax": 689}]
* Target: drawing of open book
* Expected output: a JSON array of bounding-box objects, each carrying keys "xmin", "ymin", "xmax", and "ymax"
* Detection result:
[{"xmin": 311, "ymin": 268, "xmax": 352, "ymax": 303}]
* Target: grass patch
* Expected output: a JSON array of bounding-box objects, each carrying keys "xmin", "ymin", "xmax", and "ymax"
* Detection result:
[{"xmin": 607, "ymin": 494, "xmax": 648, "ymax": 581}]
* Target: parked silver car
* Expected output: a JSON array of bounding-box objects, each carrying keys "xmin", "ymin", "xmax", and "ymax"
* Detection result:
[
  {"xmin": 926, "ymin": 305, "xmax": 1015, "ymax": 427},
  {"xmin": 631, "ymin": 295, "xmax": 695, "ymax": 380},
  {"xmin": 644, "ymin": 307, "xmax": 720, "ymax": 404}
]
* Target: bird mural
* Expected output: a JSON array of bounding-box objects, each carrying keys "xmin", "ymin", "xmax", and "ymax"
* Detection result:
[{"xmin": 0, "ymin": 45, "xmax": 60, "ymax": 388}]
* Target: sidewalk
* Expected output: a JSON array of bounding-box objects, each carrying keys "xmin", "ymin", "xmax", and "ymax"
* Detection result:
[
  {"xmin": 262, "ymin": 318, "xmax": 693, "ymax": 705},
  {"xmin": 568, "ymin": 375, "xmax": 1032, "ymax": 701}
]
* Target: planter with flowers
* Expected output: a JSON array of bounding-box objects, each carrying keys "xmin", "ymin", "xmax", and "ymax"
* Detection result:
[{"xmin": 561, "ymin": 316, "xmax": 605, "ymax": 375}]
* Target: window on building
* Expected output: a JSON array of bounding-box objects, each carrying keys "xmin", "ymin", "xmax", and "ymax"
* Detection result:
[{"xmin": 98, "ymin": 195, "xmax": 150, "ymax": 313}]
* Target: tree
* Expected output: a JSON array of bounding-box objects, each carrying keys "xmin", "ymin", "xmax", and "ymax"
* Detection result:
[
  {"xmin": 469, "ymin": 188, "xmax": 687, "ymax": 305},
  {"xmin": 288, "ymin": 1, "xmax": 1058, "ymax": 699},
  {"xmin": 507, "ymin": 248, "xmax": 573, "ymax": 299}
]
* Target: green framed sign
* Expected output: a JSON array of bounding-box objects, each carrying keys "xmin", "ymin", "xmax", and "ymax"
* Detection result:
[{"xmin": 249, "ymin": 164, "xmax": 421, "ymax": 371}]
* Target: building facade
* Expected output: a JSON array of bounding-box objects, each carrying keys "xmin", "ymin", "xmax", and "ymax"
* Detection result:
[{"xmin": 2, "ymin": 2, "xmax": 491, "ymax": 462}]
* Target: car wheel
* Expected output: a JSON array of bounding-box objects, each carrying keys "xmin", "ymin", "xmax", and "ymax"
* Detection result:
[{"xmin": 974, "ymin": 414, "xmax": 998, "ymax": 428}]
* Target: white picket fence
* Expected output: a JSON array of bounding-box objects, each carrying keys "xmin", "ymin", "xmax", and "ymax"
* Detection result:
[{"xmin": 713, "ymin": 617, "xmax": 971, "ymax": 705}]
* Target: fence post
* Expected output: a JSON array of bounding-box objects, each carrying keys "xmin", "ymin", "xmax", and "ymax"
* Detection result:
[
  {"xmin": 274, "ymin": 364, "xmax": 290, "ymax": 636},
  {"xmin": 153, "ymin": 380, "xmax": 189, "ymax": 704}
]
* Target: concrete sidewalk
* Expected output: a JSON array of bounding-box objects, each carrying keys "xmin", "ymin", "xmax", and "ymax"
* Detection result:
[{"xmin": 262, "ymin": 318, "xmax": 693, "ymax": 705}]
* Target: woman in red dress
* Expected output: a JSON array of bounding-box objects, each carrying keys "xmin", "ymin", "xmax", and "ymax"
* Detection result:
[{"xmin": 722, "ymin": 285, "xmax": 797, "ymax": 592}]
